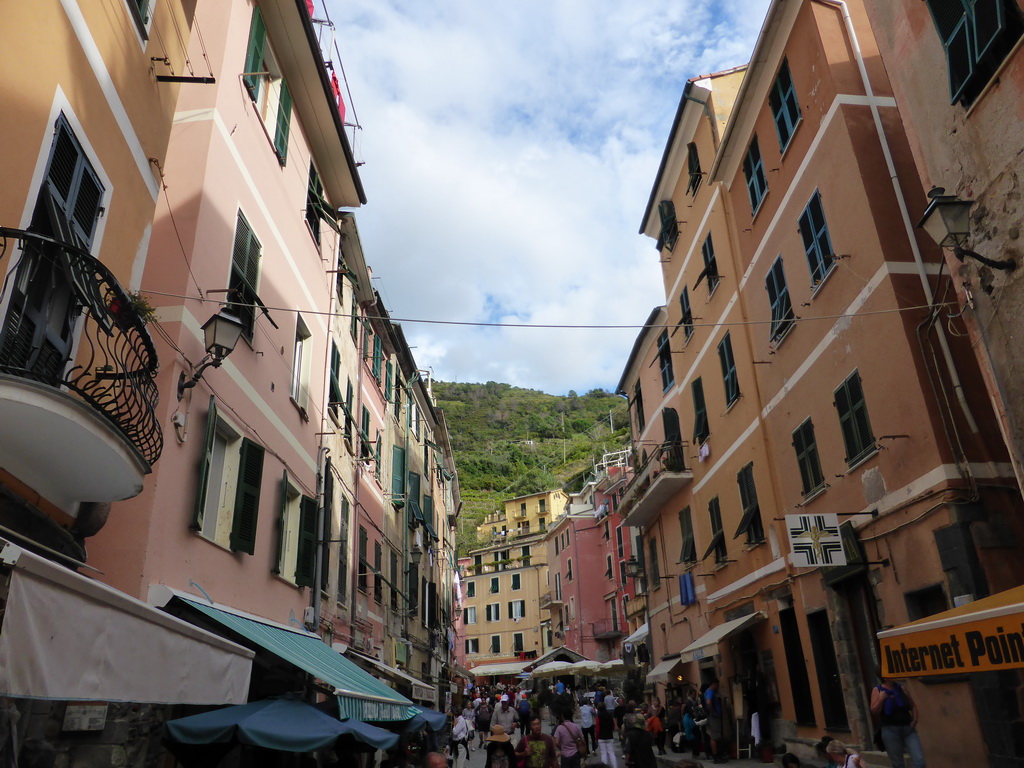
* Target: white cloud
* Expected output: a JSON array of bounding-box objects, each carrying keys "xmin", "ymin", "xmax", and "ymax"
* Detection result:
[{"xmin": 324, "ymin": 0, "xmax": 772, "ymax": 394}]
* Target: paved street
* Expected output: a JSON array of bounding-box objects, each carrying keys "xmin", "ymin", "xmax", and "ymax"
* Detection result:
[{"xmin": 455, "ymin": 728, "xmax": 776, "ymax": 768}]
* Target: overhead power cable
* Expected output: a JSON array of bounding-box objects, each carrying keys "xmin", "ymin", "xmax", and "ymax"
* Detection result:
[{"xmin": 141, "ymin": 288, "xmax": 956, "ymax": 332}]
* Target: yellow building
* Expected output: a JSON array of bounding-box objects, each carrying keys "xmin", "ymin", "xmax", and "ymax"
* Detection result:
[{"xmin": 476, "ymin": 489, "xmax": 567, "ymax": 542}]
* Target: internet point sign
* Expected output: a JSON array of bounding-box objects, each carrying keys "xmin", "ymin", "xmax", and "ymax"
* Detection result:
[{"xmin": 878, "ymin": 585, "xmax": 1024, "ymax": 678}]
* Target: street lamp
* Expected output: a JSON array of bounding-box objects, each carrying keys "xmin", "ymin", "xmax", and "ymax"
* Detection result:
[
  {"xmin": 624, "ymin": 557, "xmax": 642, "ymax": 579},
  {"xmin": 918, "ymin": 188, "xmax": 1016, "ymax": 271},
  {"xmin": 177, "ymin": 310, "xmax": 245, "ymax": 399}
]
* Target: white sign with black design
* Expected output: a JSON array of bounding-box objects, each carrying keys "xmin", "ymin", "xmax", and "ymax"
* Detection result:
[{"xmin": 786, "ymin": 513, "xmax": 846, "ymax": 567}]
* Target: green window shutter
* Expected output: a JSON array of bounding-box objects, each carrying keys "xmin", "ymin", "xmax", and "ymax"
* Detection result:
[
  {"xmin": 384, "ymin": 361, "xmax": 393, "ymax": 401},
  {"xmin": 274, "ymin": 80, "xmax": 292, "ymax": 164},
  {"xmin": 322, "ymin": 460, "xmax": 333, "ymax": 590},
  {"xmin": 243, "ymin": 9, "xmax": 266, "ymax": 98},
  {"xmin": 835, "ymin": 371, "xmax": 874, "ymax": 464},
  {"xmin": 372, "ymin": 335, "xmax": 383, "ymax": 380},
  {"xmin": 423, "ymin": 495, "xmax": 434, "ymax": 538},
  {"xmin": 971, "ymin": 0, "xmax": 1007, "ymax": 61},
  {"xmin": 295, "ymin": 496, "xmax": 318, "ymax": 587},
  {"xmin": 191, "ymin": 396, "xmax": 218, "ymax": 530},
  {"xmin": 657, "ymin": 200, "xmax": 678, "ymax": 251},
  {"xmin": 792, "ymin": 420, "xmax": 823, "ymax": 495},
  {"xmin": 391, "ymin": 446, "xmax": 406, "ymax": 499},
  {"xmin": 692, "ymin": 378, "xmax": 709, "ymax": 444},
  {"xmin": 926, "ymin": 0, "xmax": 974, "ymax": 102},
  {"xmin": 678, "ymin": 506, "xmax": 695, "ymax": 562},
  {"xmin": 686, "ymin": 143, "xmax": 702, "ymax": 196},
  {"xmin": 230, "ymin": 438, "xmax": 264, "ymax": 554},
  {"xmin": 273, "ymin": 470, "xmax": 289, "ymax": 574},
  {"xmin": 408, "ymin": 472, "xmax": 421, "ymax": 508}
]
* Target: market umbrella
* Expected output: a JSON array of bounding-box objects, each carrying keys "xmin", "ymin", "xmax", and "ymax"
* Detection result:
[
  {"xmin": 531, "ymin": 661, "xmax": 574, "ymax": 678},
  {"xmin": 165, "ymin": 697, "xmax": 398, "ymax": 753},
  {"xmin": 570, "ymin": 660, "xmax": 602, "ymax": 673},
  {"xmin": 595, "ymin": 659, "xmax": 625, "ymax": 673},
  {"xmin": 402, "ymin": 705, "xmax": 448, "ymax": 733}
]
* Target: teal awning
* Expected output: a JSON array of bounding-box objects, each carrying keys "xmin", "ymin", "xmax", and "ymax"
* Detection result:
[{"xmin": 180, "ymin": 598, "xmax": 412, "ymax": 721}]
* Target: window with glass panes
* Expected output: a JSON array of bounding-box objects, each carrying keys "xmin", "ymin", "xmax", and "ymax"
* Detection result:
[
  {"xmin": 769, "ymin": 59, "xmax": 801, "ymax": 151},
  {"xmin": 687, "ymin": 142, "xmax": 702, "ymax": 196},
  {"xmin": 698, "ymin": 233, "xmax": 720, "ymax": 294},
  {"xmin": 657, "ymin": 199, "xmax": 679, "ymax": 251},
  {"xmin": 799, "ymin": 191, "xmax": 835, "ymax": 286},
  {"xmin": 766, "ymin": 257, "xmax": 795, "ymax": 342}
]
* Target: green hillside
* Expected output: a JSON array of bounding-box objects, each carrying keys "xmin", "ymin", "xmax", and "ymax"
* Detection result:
[{"xmin": 432, "ymin": 381, "xmax": 631, "ymax": 555}]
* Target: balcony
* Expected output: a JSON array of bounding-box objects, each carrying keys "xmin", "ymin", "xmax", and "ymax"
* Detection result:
[
  {"xmin": 540, "ymin": 591, "xmax": 563, "ymax": 612},
  {"xmin": 591, "ymin": 618, "xmax": 624, "ymax": 641},
  {"xmin": 0, "ymin": 228, "xmax": 162, "ymax": 510},
  {"xmin": 619, "ymin": 441, "xmax": 692, "ymax": 528},
  {"xmin": 625, "ymin": 594, "xmax": 647, "ymax": 620}
]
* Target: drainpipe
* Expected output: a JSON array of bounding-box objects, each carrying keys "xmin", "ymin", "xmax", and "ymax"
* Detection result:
[
  {"xmin": 403, "ymin": 370, "xmax": 423, "ymax": 670},
  {"xmin": 820, "ymin": 0, "xmax": 979, "ymax": 435}
]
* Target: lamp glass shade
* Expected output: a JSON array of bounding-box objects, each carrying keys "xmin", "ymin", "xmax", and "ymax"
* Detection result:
[
  {"xmin": 202, "ymin": 311, "xmax": 245, "ymax": 359},
  {"xmin": 624, "ymin": 557, "xmax": 642, "ymax": 578},
  {"xmin": 918, "ymin": 197, "xmax": 973, "ymax": 248},
  {"xmin": 410, "ymin": 548, "xmax": 423, "ymax": 568}
]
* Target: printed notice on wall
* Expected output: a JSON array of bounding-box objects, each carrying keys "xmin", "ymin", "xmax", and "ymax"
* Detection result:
[{"xmin": 62, "ymin": 703, "xmax": 108, "ymax": 731}]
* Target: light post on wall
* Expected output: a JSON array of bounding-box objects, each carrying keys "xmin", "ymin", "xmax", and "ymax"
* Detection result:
[
  {"xmin": 176, "ymin": 310, "xmax": 245, "ymax": 399},
  {"xmin": 918, "ymin": 188, "xmax": 1016, "ymax": 271}
]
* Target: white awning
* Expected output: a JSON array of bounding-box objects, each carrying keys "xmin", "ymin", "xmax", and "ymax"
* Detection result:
[
  {"xmin": 469, "ymin": 661, "xmax": 531, "ymax": 678},
  {"xmin": 646, "ymin": 655, "xmax": 682, "ymax": 685},
  {"xmin": 0, "ymin": 540, "xmax": 252, "ymax": 704},
  {"xmin": 624, "ymin": 622, "xmax": 649, "ymax": 644},
  {"xmin": 680, "ymin": 612, "xmax": 765, "ymax": 662},
  {"xmin": 348, "ymin": 650, "xmax": 436, "ymax": 702}
]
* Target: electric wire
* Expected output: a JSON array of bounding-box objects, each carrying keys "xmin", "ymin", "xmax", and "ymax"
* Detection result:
[{"xmin": 140, "ymin": 288, "xmax": 957, "ymax": 331}]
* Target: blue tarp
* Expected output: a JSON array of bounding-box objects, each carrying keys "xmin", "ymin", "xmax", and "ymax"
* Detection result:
[{"xmin": 165, "ymin": 698, "xmax": 398, "ymax": 752}]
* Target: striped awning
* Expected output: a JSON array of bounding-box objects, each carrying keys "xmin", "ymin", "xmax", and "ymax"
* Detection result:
[{"xmin": 179, "ymin": 598, "xmax": 412, "ymax": 721}]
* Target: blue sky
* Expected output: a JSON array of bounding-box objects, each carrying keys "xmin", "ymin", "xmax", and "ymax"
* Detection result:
[{"xmin": 322, "ymin": 0, "xmax": 773, "ymax": 395}]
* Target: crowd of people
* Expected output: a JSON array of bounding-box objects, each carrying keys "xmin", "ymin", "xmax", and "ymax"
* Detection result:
[
  {"xmin": 390, "ymin": 673, "xmax": 924, "ymax": 768},
  {"xmin": 437, "ymin": 682, "xmax": 728, "ymax": 768}
]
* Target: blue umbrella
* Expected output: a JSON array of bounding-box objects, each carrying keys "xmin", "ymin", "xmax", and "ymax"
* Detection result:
[
  {"xmin": 165, "ymin": 698, "xmax": 398, "ymax": 753},
  {"xmin": 404, "ymin": 705, "xmax": 448, "ymax": 733}
]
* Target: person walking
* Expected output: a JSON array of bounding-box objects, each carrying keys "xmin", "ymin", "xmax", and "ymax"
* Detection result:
[
  {"xmin": 704, "ymin": 679, "xmax": 727, "ymax": 763},
  {"xmin": 493, "ymin": 695, "xmax": 520, "ymax": 737},
  {"xmin": 666, "ymin": 698, "xmax": 682, "ymax": 753},
  {"xmin": 516, "ymin": 716, "xmax": 558, "ymax": 768},
  {"xmin": 476, "ymin": 699, "xmax": 493, "ymax": 749},
  {"xmin": 484, "ymin": 725, "xmax": 518, "ymax": 768},
  {"xmin": 595, "ymin": 702, "xmax": 619, "ymax": 768},
  {"xmin": 579, "ymin": 697, "xmax": 596, "ymax": 751},
  {"xmin": 870, "ymin": 679, "xmax": 926, "ymax": 768},
  {"xmin": 450, "ymin": 710, "xmax": 471, "ymax": 768},
  {"xmin": 462, "ymin": 701, "xmax": 477, "ymax": 751},
  {"xmin": 647, "ymin": 698, "xmax": 667, "ymax": 755},
  {"xmin": 553, "ymin": 711, "xmax": 586, "ymax": 768},
  {"xmin": 622, "ymin": 709, "xmax": 657, "ymax": 768}
]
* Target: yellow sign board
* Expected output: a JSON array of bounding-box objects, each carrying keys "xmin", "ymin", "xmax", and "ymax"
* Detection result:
[{"xmin": 880, "ymin": 613, "xmax": 1024, "ymax": 677}]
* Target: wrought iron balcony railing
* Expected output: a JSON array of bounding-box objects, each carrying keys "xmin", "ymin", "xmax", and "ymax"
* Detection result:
[
  {"xmin": 618, "ymin": 440, "xmax": 691, "ymax": 526},
  {"xmin": 0, "ymin": 228, "xmax": 163, "ymax": 465}
]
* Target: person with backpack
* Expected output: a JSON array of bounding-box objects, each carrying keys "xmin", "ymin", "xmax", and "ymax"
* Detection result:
[
  {"xmin": 869, "ymin": 678, "xmax": 926, "ymax": 768},
  {"xmin": 476, "ymin": 699, "xmax": 494, "ymax": 749}
]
